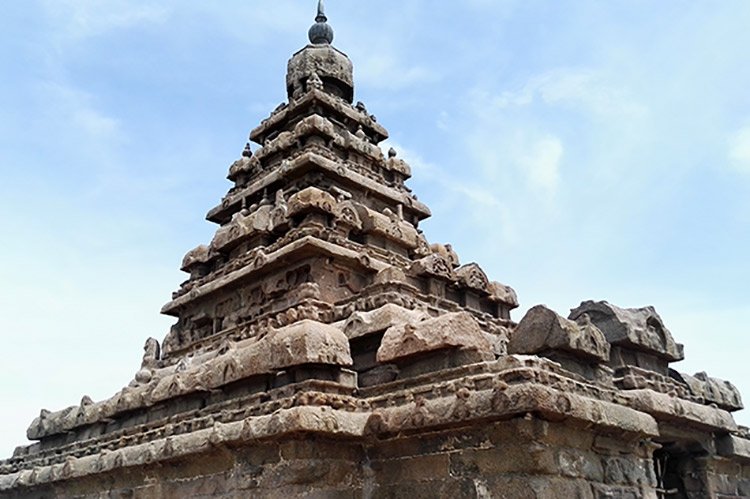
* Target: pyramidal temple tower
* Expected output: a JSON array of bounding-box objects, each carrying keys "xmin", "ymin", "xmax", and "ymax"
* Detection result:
[{"xmin": 2, "ymin": 4, "xmax": 749, "ymax": 498}]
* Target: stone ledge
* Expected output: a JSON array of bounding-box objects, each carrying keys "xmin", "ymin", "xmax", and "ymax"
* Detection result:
[
  {"xmin": 2, "ymin": 407, "xmax": 371, "ymax": 492},
  {"xmin": 26, "ymin": 320, "xmax": 354, "ymax": 440},
  {"xmin": 161, "ymin": 235, "xmax": 388, "ymax": 315},
  {"xmin": 623, "ymin": 389, "xmax": 737, "ymax": 432},
  {"xmin": 364, "ymin": 381, "xmax": 659, "ymax": 439},
  {"xmin": 717, "ymin": 434, "xmax": 750, "ymax": 462},
  {"xmin": 2, "ymin": 379, "xmax": 660, "ymax": 492},
  {"xmin": 336, "ymin": 303, "xmax": 430, "ymax": 340},
  {"xmin": 206, "ymin": 151, "xmax": 431, "ymax": 225}
]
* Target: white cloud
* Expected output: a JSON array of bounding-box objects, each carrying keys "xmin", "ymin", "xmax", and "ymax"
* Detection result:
[
  {"xmin": 459, "ymin": 90, "xmax": 564, "ymax": 196},
  {"xmin": 37, "ymin": 81, "xmax": 123, "ymax": 146},
  {"xmin": 488, "ymin": 68, "xmax": 648, "ymax": 120},
  {"xmin": 491, "ymin": 90, "xmax": 533, "ymax": 109},
  {"xmin": 382, "ymin": 140, "xmax": 503, "ymax": 207},
  {"xmin": 42, "ymin": 0, "xmax": 169, "ymax": 39},
  {"xmin": 522, "ymin": 136, "xmax": 563, "ymax": 194},
  {"xmin": 728, "ymin": 126, "xmax": 750, "ymax": 173},
  {"xmin": 73, "ymin": 106, "xmax": 120, "ymax": 139},
  {"xmin": 355, "ymin": 54, "xmax": 436, "ymax": 90},
  {"xmin": 382, "ymin": 139, "xmax": 517, "ymax": 245},
  {"xmin": 535, "ymin": 69, "xmax": 647, "ymax": 118}
]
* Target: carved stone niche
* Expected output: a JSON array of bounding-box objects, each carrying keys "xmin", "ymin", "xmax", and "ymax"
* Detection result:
[
  {"xmin": 227, "ymin": 153, "xmax": 260, "ymax": 184},
  {"xmin": 334, "ymin": 200, "xmax": 363, "ymax": 231},
  {"xmin": 455, "ymin": 263, "xmax": 495, "ymax": 314},
  {"xmin": 508, "ymin": 305, "xmax": 610, "ymax": 382},
  {"xmin": 384, "ymin": 150, "xmax": 412, "ymax": 178},
  {"xmin": 455, "ymin": 263, "xmax": 491, "ymax": 295},
  {"xmin": 211, "ymin": 205, "xmax": 273, "ymax": 253},
  {"xmin": 430, "ymin": 243, "xmax": 459, "ymax": 268},
  {"xmin": 569, "ymin": 301, "xmax": 684, "ymax": 376},
  {"xmin": 489, "ymin": 281, "xmax": 519, "ymax": 309},
  {"xmin": 287, "ymin": 186, "xmax": 337, "ymax": 231},
  {"xmin": 410, "ymin": 253, "xmax": 455, "ymax": 281}
]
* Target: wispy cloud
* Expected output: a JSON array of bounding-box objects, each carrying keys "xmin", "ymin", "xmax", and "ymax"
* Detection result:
[
  {"xmin": 728, "ymin": 126, "xmax": 750, "ymax": 174},
  {"xmin": 461, "ymin": 84, "xmax": 567, "ymax": 198},
  {"xmin": 522, "ymin": 135, "xmax": 563, "ymax": 194},
  {"xmin": 355, "ymin": 54, "xmax": 437, "ymax": 90},
  {"xmin": 382, "ymin": 139, "xmax": 517, "ymax": 246},
  {"xmin": 71, "ymin": 101, "xmax": 120, "ymax": 140},
  {"xmin": 34, "ymin": 80, "xmax": 125, "ymax": 153},
  {"xmin": 383, "ymin": 140, "xmax": 502, "ymax": 208},
  {"xmin": 41, "ymin": 0, "xmax": 169, "ymax": 40},
  {"xmin": 483, "ymin": 68, "xmax": 648, "ymax": 120}
]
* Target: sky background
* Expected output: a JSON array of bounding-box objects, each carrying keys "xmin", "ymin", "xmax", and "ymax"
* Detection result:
[{"xmin": 1, "ymin": 0, "xmax": 749, "ymax": 458}]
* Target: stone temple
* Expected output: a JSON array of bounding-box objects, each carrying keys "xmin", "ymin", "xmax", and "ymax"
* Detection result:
[{"xmin": 2, "ymin": 3, "xmax": 749, "ymax": 498}]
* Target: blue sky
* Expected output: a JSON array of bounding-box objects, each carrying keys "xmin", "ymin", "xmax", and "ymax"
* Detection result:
[{"xmin": 1, "ymin": 0, "xmax": 749, "ymax": 457}]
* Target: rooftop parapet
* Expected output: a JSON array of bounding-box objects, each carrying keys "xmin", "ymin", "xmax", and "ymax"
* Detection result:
[{"xmin": 569, "ymin": 301, "xmax": 684, "ymax": 375}]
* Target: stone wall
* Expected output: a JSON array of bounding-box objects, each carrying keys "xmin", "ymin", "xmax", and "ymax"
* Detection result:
[
  {"xmin": 707, "ymin": 457, "xmax": 750, "ymax": 498},
  {"xmin": 2, "ymin": 439, "xmax": 363, "ymax": 499},
  {"xmin": 0, "ymin": 416, "xmax": 708, "ymax": 499},
  {"xmin": 367, "ymin": 418, "xmax": 655, "ymax": 499}
]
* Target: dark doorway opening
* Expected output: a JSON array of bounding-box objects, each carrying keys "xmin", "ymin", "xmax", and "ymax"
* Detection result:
[{"xmin": 654, "ymin": 444, "xmax": 689, "ymax": 498}]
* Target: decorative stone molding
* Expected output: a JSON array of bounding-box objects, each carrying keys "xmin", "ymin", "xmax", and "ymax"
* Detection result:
[{"xmin": 456, "ymin": 263, "xmax": 491, "ymax": 294}]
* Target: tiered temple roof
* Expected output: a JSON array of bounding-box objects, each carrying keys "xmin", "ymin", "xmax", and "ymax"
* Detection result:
[{"xmin": 2, "ymin": 3, "xmax": 748, "ymax": 498}]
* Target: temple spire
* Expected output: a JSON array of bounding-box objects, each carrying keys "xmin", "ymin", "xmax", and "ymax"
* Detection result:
[
  {"xmin": 316, "ymin": 0, "xmax": 327, "ymax": 22},
  {"xmin": 308, "ymin": 0, "xmax": 334, "ymax": 45}
]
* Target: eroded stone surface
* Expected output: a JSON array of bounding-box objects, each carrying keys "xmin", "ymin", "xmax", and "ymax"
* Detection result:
[
  {"xmin": 377, "ymin": 312, "xmax": 493, "ymax": 364},
  {"xmin": 509, "ymin": 305, "xmax": 610, "ymax": 363},
  {"xmin": 569, "ymin": 301, "xmax": 685, "ymax": 383},
  {"xmin": 262, "ymin": 320, "xmax": 353, "ymax": 369},
  {"xmin": 338, "ymin": 303, "xmax": 430, "ymax": 340},
  {"xmin": 569, "ymin": 301, "xmax": 683, "ymax": 362},
  {"xmin": 681, "ymin": 371, "xmax": 744, "ymax": 412}
]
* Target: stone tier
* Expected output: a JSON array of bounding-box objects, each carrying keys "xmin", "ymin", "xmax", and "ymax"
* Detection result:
[
  {"xmin": 164, "ymin": 232, "xmax": 517, "ymax": 355},
  {"xmin": 208, "ymin": 149, "xmax": 429, "ymax": 228},
  {"xmin": 230, "ymin": 111, "xmax": 405, "ymax": 197},
  {"xmin": 250, "ymin": 87, "xmax": 387, "ymax": 147},
  {"xmin": 3, "ymin": 355, "xmax": 748, "ymax": 495}
]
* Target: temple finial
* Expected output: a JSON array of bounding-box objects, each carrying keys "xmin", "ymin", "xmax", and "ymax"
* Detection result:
[
  {"xmin": 308, "ymin": 0, "xmax": 334, "ymax": 45},
  {"xmin": 316, "ymin": 0, "xmax": 327, "ymax": 22}
]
